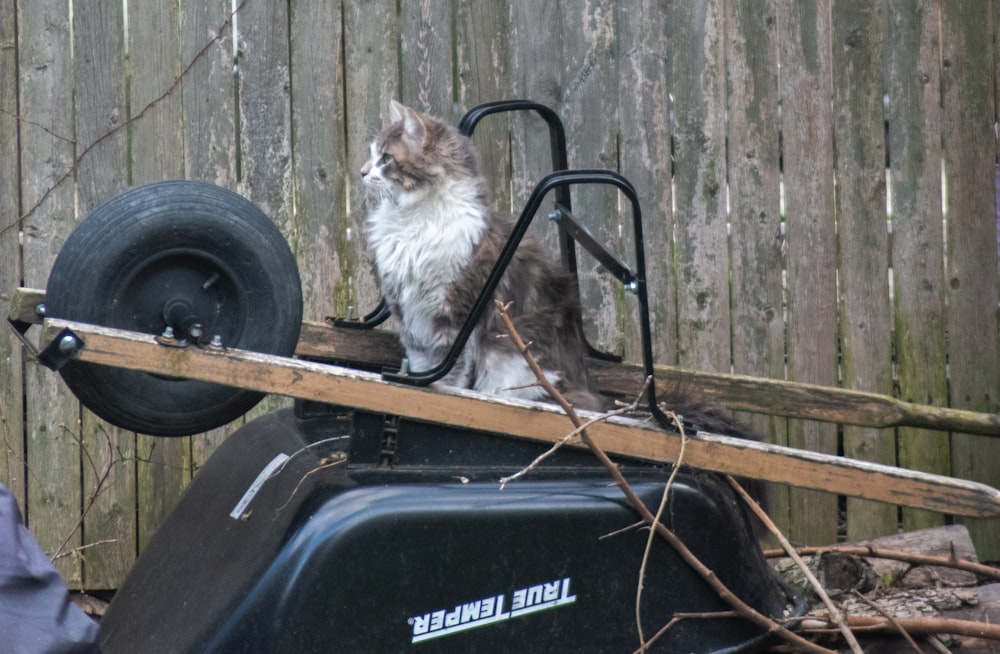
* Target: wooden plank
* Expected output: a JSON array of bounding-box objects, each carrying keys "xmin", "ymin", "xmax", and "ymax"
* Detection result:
[
  {"xmin": 455, "ymin": 0, "xmax": 512, "ymax": 213},
  {"xmin": 18, "ymin": 0, "xmax": 82, "ymax": 585},
  {"xmin": 556, "ymin": 1, "xmax": 624, "ymax": 359},
  {"xmin": 40, "ymin": 317, "xmax": 1000, "ymax": 519},
  {"xmin": 235, "ymin": 0, "xmax": 293, "ymax": 422},
  {"xmin": 73, "ymin": 0, "xmax": 133, "ymax": 589},
  {"xmin": 886, "ymin": 0, "xmax": 950, "ymax": 534},
  {"xmin": 0, "ymin": 0, "xmax": 25, "ymax": 509},
  {"xmin": 399, "ymin": 0, "xmax": 454, "ymax": 119},
  {"xmin": 776, "ymin": 0, "xmax": 840, "ymax": 545},
  {"xmin": 614, "ymin": 0, "xmax": 675, "ymax": 363},
  {"xmin": 342, "ymin": 0, "xmax": 397, "ymax": 314},
  {"xmin": 941, "ymin": 2, "xmax": 1000, "ymax": 560},
  {"xmin": 294, "ymin": 321, "xmax": 1000, "ymax": 435},
  {"xmin": 722, "ymin": 0, "xmax": 788, "ymax": 534},
  {"xmin": 669, "ymin": 0, "xmax": 730, "ymax": 372},
  {"xmin": 832, "ymin": 0, "xmax": 896, "ymax": 541},
  {"xmin": 180, "ymin": 0, "xmax": 241, "ymax": 473},
  {"xmin": 289, "ymin": 1, "xmax": 349, "ymax": 322},
  {"xmin": 128, "ymin": 0, "xmax": 189, "ymax": 558}
]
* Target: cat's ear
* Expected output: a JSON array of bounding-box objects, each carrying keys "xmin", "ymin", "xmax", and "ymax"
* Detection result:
[{"xmin": 390, "ymin": 100, "xmax": 427, "ymax": 147}]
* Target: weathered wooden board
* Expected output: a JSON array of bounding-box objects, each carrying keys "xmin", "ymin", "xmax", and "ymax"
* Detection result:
[
  {"xmin": 40, "ymin": 318, "xmax": 1000, "ymax": 519},
  {"xmin": 180, "ymin": 0, "xmax": 242, "ymax": 474},
  {"xmin": 0, "ymin": 0, "xmax": 24, "ymax": 509},
  {"xmin": 940, "ymin": 2, "xmax": 1000, "ymax": 561},
  {"xmin": 887, "ymin": 0, "xmax": 950, "ymax": 537},
  {"xmin": 832, "ymin": 0, "xmax": 897, "ymax": 541},
  {"xmin": 74, "ymin": 0, "xmax": 132, "ymax": 589},
  {"xmin": 18, "ymin": 0, "xmax": 82, "ymax": 586},
  {"xmin": 776, "ymin": 0, "xmax": 840, "ymax": 546}
]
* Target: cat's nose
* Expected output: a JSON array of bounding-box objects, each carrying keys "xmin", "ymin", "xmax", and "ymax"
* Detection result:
[{"xmin": 360, "ymin": 162, "xmax": 371, "ymax": 178}]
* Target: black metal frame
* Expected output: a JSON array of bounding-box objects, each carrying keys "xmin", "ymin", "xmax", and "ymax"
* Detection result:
[{"xmin": 339, "ymin": 100, "xmax": 670, "ymax": 429}]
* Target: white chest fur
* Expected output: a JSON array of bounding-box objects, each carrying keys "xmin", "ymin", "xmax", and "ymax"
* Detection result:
[{"xmin": 365, "ymin": 178, "xmax": 487, "ymax": 352}]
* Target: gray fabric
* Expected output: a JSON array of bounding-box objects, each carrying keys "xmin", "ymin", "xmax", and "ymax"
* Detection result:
[{"xmin": 0, "ymin": 483, "xmax": 100, "ymax": 653}]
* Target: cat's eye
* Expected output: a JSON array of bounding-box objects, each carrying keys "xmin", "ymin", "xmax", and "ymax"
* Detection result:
[{"xmin": 377, "ymin": 153, "xmax": 394, "ymax": 167}]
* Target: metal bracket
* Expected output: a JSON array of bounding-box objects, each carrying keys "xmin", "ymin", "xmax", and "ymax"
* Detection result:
[{"xmin": 36, "ymin": 327, "xmax": 85, "ymax": 371}]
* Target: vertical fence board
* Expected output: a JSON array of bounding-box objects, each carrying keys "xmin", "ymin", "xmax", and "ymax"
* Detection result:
[
  {"xmin": 18, "ymin": 0, "xmax": 82, "ymax": 583},
  {"xmin": 777, "ymin": 0, "xmax": 840, "ymax": 545},
  {"xmin": 237, "ymin": 0, "xmax": 294, "ymax": 422},
  {"xmin": 0, "ymin": 0, "xmax": 25, "ymax": 508},
  {"xmin": 941, "ymin": 2, "xmax": 1000, "ymax": 560},
  {"xmin": 181, "ymin": 1, "xmax": 242, "ymax": 474},
  {"xmin": 343, "ymin": 0, "xmax": 398, "ymax": 314},
  {"xmin": 725, "ymin": 0, "xmax": 788, "ymax": 534},
  {"xmin": 670, "ymin": 0, "xmax": 730, "ymax": 373},
  {"xmin": 290, "ymin": 0, "xmax": 348, "ymax": 321},
  {"xmin": 832, "ymin": 0, "xmax": 896, "ymax": 541},
  {"xmin": 456, "ymin": 0, "xmax": 512, "ymax": 213},
  {"xmin": 616, "ymin": 1, "xmax": 674, "ymax": 364},
  {"xmin": 399, "ymin": 1, "xmax": 453, "ymax": 119},
  {"xmin": 73, "ymin": 0, "xmax": 134, "ymax": 589},
  {"xmin": 886, "ymin": 0, "xmax": 949, "ymax": 534},
  {"xmin": 128, "ymin": 0, "xmax": 191, "ymax": 555},
  {"xmin": 561, "ymin": 1, "xmax": 624, "ymax": 357}
]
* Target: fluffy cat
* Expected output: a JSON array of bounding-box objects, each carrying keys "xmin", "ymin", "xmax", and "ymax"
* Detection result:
[{"xmin": 360, "ymin": 100, "xmax": 603, "ymax": 410}]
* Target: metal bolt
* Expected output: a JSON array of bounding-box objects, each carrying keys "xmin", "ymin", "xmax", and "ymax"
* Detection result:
[
  {"xmin": 547, "ymin": 209, "xmax": 562, "ymax": 221},
  {"xmin": 161, "ymin": 326, "xmax": 175, "ymax": 339},
  {"xmin": 347, "ymin": 305, "xmax": 356, "ymax": 320},
  {"xmin": 625, "ymin": 280, "xmax": 639, "ymax": 294},
  {"xmin": 188, "ymin": 324, "xmax": 205, "ymax": 341},
  {"xmin": 58, "ymin": 334, "xmax": 77, "ymax": 352},
  {"xmin": 35, "ymin": 303, "xmax": 46, "ymax": 317},
  {"xmin": 210, "ymin": 335, "xmax": 223, "ymax": 347}
]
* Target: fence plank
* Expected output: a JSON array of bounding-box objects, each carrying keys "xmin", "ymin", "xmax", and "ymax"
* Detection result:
[
  {"xmin": 832, "ymin": 0, "xmax": 896, "ymax": 541},
  {"xmin": 343, "ymin": 0, "xmax": 398, "ymax": 315},
  {"xmin": 0, "ymin": 0, "xmax": 25, "ymax": 509},
  {"xmin": 73, "ymin": 0, "xmax": 134, "ymax": 589},
  {"xmin": 777, "ymin": 0, "xmax": 840, "ymax": 546},
  {"xmin": 237, "ymin": 0, "xmax": 294, "ymax": 422},
  {"xmin": 290, "ymin": 0, "xmax": 348, "ymax": 322},
  {"xmin": 615, "ymin": 1, "xmax": 675, "ymax": 364},
  {"xmin": 941, "ymin": 2, "xmax": 1000, "ymax": 561},
  {"xmin": 670, "ymin": 0, "xmax": 730, "ymax": 373},
  {"xmin": 128, "ymin": 0, "xmax": 192, "ymax": 557},
  {"xmin": 886, "ymin": 0, "xmax": 949, "ymax": 535},
  {"xmin": 399, "ymin": 1, "xmax": 453, "ymax": 120},
  {"xmin": 724, "ymin": 0, "xmax": 788, "ymax": 534},
  {"xmin": 181, "ymin": 0, "xmax": 242, "ymax": 475},
  {"xmin": 456, "ymin": 0, "xmax": 512, "ymax": 213},
  {"xmin": 18, "ymin": 0, "xmax": 82, "ymax": 584}
]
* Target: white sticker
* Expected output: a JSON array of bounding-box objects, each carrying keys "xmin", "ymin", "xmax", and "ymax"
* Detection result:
[{"xmin": 229, "ymin": 453, "xmax": 290, "ymax": 519}]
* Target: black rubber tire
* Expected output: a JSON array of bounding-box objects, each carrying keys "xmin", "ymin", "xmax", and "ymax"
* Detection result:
[{"xmin": 46, "ymin": 180, "xmax": 303, "ymax": 436}]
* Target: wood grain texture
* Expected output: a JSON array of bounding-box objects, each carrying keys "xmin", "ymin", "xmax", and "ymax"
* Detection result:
[
  {"xmin": 886, "ymin": 0, "xmax": 950, "ymax": 534},
  {"xmin": 0, "ymin": 0, "xmax": 25, "ymax": 509},
  {"xmin": 940, "ymin": 2, "xmax": 1000, "ymax": 560},
  {"xmin": 42, "ymin": 318, "xmax": 1000, "ymax": 519},
  {"xmin": 75, "ymin": 0, "xmax": 133, "ymax": 589},
  {"xmin": 669, "ymin": 0, "xmax": 731, "ymax": 374},
  {"xmin": 832, "ymin": 0, "xmax": 896, "ymax": 541},
  {"xmin": 776, "ymin": 0, "xmax": 840, "ymax": 546}
]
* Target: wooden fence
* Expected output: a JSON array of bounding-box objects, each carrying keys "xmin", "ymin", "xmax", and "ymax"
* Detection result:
[{"xmin": 1, "ymin": 0, "xmax": 998, "ymax": 590}]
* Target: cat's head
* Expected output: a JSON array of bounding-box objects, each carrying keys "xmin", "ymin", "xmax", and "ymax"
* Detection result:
[{"xmin": 360, "ymin": 100, "xmax": 480, "ymax": 207}]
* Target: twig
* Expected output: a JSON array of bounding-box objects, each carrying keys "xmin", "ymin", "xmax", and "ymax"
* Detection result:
[
  {"xmin": 494, "ymin": 300, "xmax": 835, "ymax": 654},
  {"xmin": 52, "ymin": 539, "xmax": 119, "ymax": 562},
  {"xmin": 636, "ymin": 409, "xmax": 686, "ymax": 652},
  {"xmin": 631, "ymin": 611, "xmax": 739, "ymax": 654},
  {"xmin": 499, "ymin": 376, "xmax": 652, "ymax": 489},
  {"xmin": 272, "ymin": 453, "xmax": 347, "ymax": 515},
  {"xmin": 800, "ymin": 615, "xmax": 1000, "ymax": 641},
  {"xmin": 762, "ymin": 545, "xmax": 1000, "ymax": 582},
  {"xmin": 727, "ymin": 476, "xmax": 864, "ymax": 654}
]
